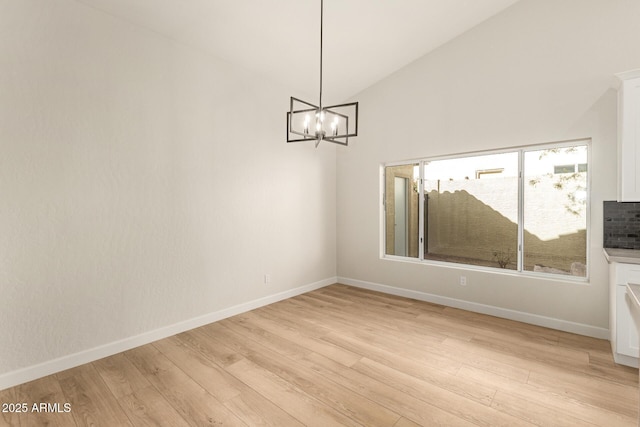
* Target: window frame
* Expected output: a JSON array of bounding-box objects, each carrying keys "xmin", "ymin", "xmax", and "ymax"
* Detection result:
[{"xmin": 381, "ymin": 138, "xmax": 591, "ymax": 282}]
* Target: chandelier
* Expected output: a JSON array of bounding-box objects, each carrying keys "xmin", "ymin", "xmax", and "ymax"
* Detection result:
[{"xmin": 286, "ymin": 0, "xmax": 359, "ymax": 147}]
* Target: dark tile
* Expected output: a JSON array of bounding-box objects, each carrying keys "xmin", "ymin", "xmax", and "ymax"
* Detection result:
[{"xmin": 604, "ymin": 200, "xmax": 640, "ymax": 249}]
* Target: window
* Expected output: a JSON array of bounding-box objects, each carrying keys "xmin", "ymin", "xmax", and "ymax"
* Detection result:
[
  {"xmin": 422, "ymin": 152, "xmax": 519, "ymax": 269},
  {"xmin": 384, "ymin": 164, "xmax": 419, "ymax": 258},
  {"xmin": 476, "ymin": 168, "xmax": 504, "ymax": 179},
  {"xmin": 383, "ymin": 140, "xmax": 589, "ymax": 279},
  {"xmin": 554, "ymin": 163, "xmax": 588, "ymax": 174},
  {"xmin": 524, "ymin": 146, "xmax": 587, "ymax": 276}
]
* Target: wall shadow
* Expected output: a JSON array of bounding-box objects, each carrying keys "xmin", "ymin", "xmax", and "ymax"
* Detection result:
[{"xmin": 426, "ymin": 189, "xmax": 586, "ymax": 275}]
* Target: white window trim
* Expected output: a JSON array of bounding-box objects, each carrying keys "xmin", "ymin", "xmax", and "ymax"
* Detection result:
[{"xmin": 381, "ymin": 138, "xmax": 591, "ymax": 283}]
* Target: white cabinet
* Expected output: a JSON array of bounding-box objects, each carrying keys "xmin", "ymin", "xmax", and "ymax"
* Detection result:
[
  {"xmin": 617, "ymin": 69, "xmax": 640, "ymax": 202},
  {"xmin": 617, "ymin": 285, "xmax": 639, "ymax": 356},
  {"xmin": 609, "ymin": 262, "xmax": 640, "ymax": 367}
]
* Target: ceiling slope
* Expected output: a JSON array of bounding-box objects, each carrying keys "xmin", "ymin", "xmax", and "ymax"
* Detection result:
[{"xmin": 74, "ymin": 0, "xmax": 520, "ymax": 102}]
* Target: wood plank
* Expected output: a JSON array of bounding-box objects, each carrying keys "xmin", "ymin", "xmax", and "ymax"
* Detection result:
[
  {"xmin": 393, "ymin": 417, "xmax": 424, "ymax": 427},
  {"xmin": 226, "ymin": 358, "xmax": 363, "ymax": 427},
  {"xmin": 177, "ymin": 327, "xmax": 243, "ymax": 367},
  {"xmin": 299, "ymin": 351, "xmax": 476, "ymax": 426},
  {"xmin": 441, "ymin": 306, "xmax": 563, "ymax": 344},
  {"xmin": 202, "ymin": 318, "xmax": 400, "ymax": 425},
  {"xmin": 57, "ymin": 364, "xmax": 132, "ymax": 426},
  {"xmin": 527, "ymin": 368, "xmax": 638, "ymax": 417},
  {"xmin": 438, "ymin": 337, "xmax": 531, "ymax": 383},
  {"xmin": 93, "ymin": 353, "xmax": 150, "ymax": 399},
  {"xmin": 18, "ymin": 375, "xmax": 76, "ymax": 427},
  {"xmin": 1, "ymin": 284, "xmax": 637, "ymax": 426},
  {"xmin": 442, "ymin": 335, "xmax": 585, "ymax": 383},
  {"xmin": 224, "ymin": 388, "xmax": 306, "ymax": 427},
  {"xmin": 304, "ymin": 295, "xmax": 451, "ymax": 345},
  {"xmin": 153, "ymin": 335, "xmax": 245, "ymax": 403},
  {"xmin": 125, "ymin": 348, "xmax": 246, "ymax": 426},
  {"xmin": 458, "ymin": 364, "xmax": 637, "ymax": 426},
  {"xmin": 123, "ymin": 345, "xmax": 175, "ymax": 377},
  {"xmin": 218, "ymin": 316, "xmax": 311, "ymax": 360},
  {"xmin": 490, "ymin": 390, "xmax": 600, "ymax": 427},
  {"xmin": 236, "ymin": 309, "xmax": 362, "ymax": 367},
  {"xmin": 259, "ymin": 301, "xmax": 334, "ymax": 337},
  {"xmin": 319, "ymin": 285, "xmax": 439, "ymax": 316},
  {"xmin": 271, "ymin": 299, "xmax": 458, "ymax": 376},
  {"xmin": 117, "ymin": 386, "xmax": 189, "ymax": 427},
  {"xmin": 582, "ymin": 359, "xmax": 639, "ymax": 387},
  {"xmin": 469, "ymin": 332, "xmax": 589, "ymax": 367},
  {"xmin": 287, "ymin": 292, "xmax": 450, "ymax": 350},
  {"xmin": 0, "ymin": 385, "xmax": 22, "ymax": 427},
  {"xmin": 321, "ymin": 330, "xmax": 461, "ymax": 377},
  {"xmin": 352, "ymin": 357, "xmax": 534, "ymax": 426}
]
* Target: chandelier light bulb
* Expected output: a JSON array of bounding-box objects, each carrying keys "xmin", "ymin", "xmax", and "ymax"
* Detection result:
[{"xmin": 303, "ymin": 114, "xmax": 310, "ymax": 133}]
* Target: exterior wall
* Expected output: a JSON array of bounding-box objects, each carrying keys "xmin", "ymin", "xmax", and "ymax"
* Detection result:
[
  {"xmin": 426, "ymin": 186, "xmax": 518, "ymax": 268},
  {"xmin": 426, "ymin": 174, "xmax": 586, "ymax": 273}
]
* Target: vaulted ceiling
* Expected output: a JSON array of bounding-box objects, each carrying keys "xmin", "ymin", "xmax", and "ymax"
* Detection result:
[{"xmin": 74, "ymin": 0, "xmax": 520, "ymax": 102}]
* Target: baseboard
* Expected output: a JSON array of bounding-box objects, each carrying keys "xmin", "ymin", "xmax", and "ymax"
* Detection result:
[
  {"xmin": 338, "ymin": 276, "xmax": 610, "ymax": 340},
  {"xmin": 613, "ymin": 351, "xmax": 639, "ymax": 368},
  {"xmin": 0, "ymin": 277, "xmax": 336, "ymax": 391}
]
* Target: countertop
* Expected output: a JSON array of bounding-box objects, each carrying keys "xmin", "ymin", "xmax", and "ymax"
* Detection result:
[{"xmin": 603, "ymin": 248, "xmax": 640, "ymax": 264}]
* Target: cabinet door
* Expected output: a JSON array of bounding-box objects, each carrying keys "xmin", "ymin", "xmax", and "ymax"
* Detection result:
[
  {"xmin": 618, "ymin": 73, "xmax": 640, "ymax": 201},
  {"xmin": 617, "ymin": 284, "xmax": 640, "ymax": 357}
]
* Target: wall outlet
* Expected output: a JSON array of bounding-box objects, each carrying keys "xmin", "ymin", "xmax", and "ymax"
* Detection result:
[
  {"xmin": 459, "ymin": 276, "xmax": 467, "ymax": 286},
  {"xmin": 264, "ymin": 274, "xmax": 271, "ymax": 284}
]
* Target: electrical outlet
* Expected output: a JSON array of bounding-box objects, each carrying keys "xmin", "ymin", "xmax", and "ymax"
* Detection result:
[
  {"xmin": 459, "ymin": 276, "xmax": 467, "ymax": 286},
  {"xmin": 264, "ymin": 274, "xmax": 271, "ymax": 284}
]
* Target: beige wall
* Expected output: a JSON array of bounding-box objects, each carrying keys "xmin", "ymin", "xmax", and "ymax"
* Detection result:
[
  {"xmin": 337, "ymin": 0, "xmax": 640, "ymax": 330},
  {"xmin": 0, "ymin": 0, "xmax": 336, "ymax": 380}
]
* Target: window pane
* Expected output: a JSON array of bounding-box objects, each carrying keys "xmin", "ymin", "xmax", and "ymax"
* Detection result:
[
  {"xmin": 524, "ymin": 145, "xmax": 587, "ymax": 277},
  {"xmin": 423, "ymin": 152, "xmax": 518, "ymax": 269},
  {"xmin": 385, "ymin": 164, "xmax": 420, "ymax": 258}
]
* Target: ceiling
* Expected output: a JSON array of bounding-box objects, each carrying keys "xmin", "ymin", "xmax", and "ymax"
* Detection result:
[{"xmin": 74, "ymin": 0, "xmax": 520, "ymax": 103}]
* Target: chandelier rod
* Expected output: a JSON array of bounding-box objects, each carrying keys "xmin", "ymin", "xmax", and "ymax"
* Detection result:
[{"xmin": 319, "ymin": 0, "xmax": 323, "ymax": 112}]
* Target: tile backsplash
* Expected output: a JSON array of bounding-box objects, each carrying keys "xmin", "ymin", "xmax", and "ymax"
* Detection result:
[{"xmin": 604, "ymin": 201, "xmax": 640, "ymax": 249}]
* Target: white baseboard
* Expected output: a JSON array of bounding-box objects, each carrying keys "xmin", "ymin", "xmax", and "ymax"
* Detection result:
[
  {"xmin": 613, "ymin": 351, "xmax": 639, "ymax": 368},
  {"xmin": 0, "ymin": 277, "xmax": 336, "ymax": 391},
  {"xmin": 338, "ymin": 276, "xmax": 609, "ymax": 340}
]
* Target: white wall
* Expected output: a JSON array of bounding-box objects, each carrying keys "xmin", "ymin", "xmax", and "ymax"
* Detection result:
[
  {"xmin": 0, "ymin": 0, "xmax": 336, "ymax": 385},
  {"xmin": 337, "ymin": 0, "xmax": 640, "ymax": 332}
]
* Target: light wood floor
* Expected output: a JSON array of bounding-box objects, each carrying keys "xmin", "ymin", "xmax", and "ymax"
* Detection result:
[{"xmin": 1, "ymin": 284, "xmax": 638, "ymax": 426}]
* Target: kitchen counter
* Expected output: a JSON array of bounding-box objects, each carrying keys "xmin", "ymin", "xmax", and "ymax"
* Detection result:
[{"xmin": 604, "ymin": 248, "xmax": 640, "ymax": 264}]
